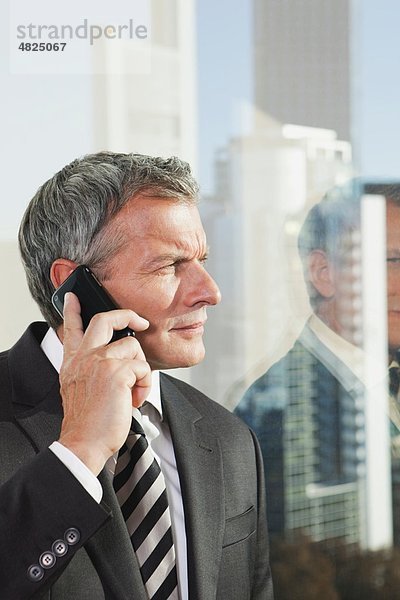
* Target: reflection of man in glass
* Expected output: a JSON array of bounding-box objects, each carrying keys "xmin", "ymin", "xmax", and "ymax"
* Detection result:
[{"xmin": 235, "ymin": 181, "xmax": 400, "ymax": 546}]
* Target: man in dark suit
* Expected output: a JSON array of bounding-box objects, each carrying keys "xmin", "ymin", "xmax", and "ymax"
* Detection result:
[
  {"xmin": 0, "ymin": 152, "xmax": 272, "ymax": 599},
  {"xmin": 235, "ymin": 181, "xmax": 400, "ymax": 546}
]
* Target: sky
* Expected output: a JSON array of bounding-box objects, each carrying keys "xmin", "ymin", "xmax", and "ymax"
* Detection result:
[
  {"xmin": 196, "ymin": 0, "xmax": 400, "ymax": 193},
  {"xmin": 197, "ymin": 0, "xmax": 252, "ymax": 193},
  {"xmin": 356, "ymin": 0, "xmax": 400, "ymax": 178}
]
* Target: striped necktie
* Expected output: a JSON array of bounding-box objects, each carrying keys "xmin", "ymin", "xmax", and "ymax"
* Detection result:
[{"xmin": 113, "ymin": 412, "xmax": 179, "ymax": 600}]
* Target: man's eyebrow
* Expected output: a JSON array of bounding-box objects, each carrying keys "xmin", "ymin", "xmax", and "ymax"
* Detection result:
[
  {"xmin": 147, "ymin": 253, "xmax": 183, "ymax": 267},
  {"xmin": 146, "ymin": 246, "xmax": 210, "ymax": 268},
  {"xmin": 387, "ymin": 247, "xmax": 400, "ymax": 257}
]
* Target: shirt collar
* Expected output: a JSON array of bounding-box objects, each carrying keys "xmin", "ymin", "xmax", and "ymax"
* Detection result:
[
  {"xmin": 40, "ymin": 327, "xmax": 163, "ymax": 419},
  {"xmin": 40, "ymin": 326, "xmax": 64, "ymax": 372},
  {"xmin": 307, "ymin": 314, "xmax": 366, "ymax": 383},
  {"xmin": 307, "ymin": 313, "xmax": 389, "ymax": 391}
]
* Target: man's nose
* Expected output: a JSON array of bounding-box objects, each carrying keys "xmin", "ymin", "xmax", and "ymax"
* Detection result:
[{"xmin": 185, "ymin": 263, "xmax": 222, "ymax": 307}]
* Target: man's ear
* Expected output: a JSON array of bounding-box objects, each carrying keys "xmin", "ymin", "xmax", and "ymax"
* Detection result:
[
  {"xmin": 50, "ymin": 259, "xmax": 78, "ymax": 289},
  {"xmin": 307, "ymin": 250, "xmax": 336, "ymax": 299}
]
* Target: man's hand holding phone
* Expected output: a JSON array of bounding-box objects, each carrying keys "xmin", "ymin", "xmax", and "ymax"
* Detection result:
[{"xmin": 58, "ymin": 292, "xmax": 151, "ymax": 476}]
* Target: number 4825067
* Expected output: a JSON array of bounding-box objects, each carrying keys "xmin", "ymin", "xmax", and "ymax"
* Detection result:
[{"xmin": 18, "ymin": 42, "xmax": 66, "ymax": 51}]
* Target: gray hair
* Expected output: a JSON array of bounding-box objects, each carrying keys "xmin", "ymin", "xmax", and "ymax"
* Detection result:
[
  {"xmin": 19, "ymin": 151, "xmax": 199, "ymax": 329},
  {"xmin": 298, "ymin": 179, "xmax": 400, "ymax": 307}
]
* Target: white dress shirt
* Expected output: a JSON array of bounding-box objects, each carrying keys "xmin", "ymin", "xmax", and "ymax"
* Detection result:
[
  {"xmin": 307, "ymin": 314, "xmax": 365, "ymax": 380},
  {"xmin": 40, "ymin": 327, "xmax": 188, "ymax": 599}
]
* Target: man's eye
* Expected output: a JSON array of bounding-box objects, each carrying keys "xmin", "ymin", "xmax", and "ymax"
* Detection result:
[
  {"xmin": 387, "ymin": 258, "xmax": 400, "ymax": 266},
  {"xmin": 159, "ymin": 261, "xmax": 180, "ymax": 273}
]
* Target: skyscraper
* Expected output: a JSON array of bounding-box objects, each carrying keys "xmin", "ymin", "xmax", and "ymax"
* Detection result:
[{"xmin": 254, "ymin": 0, "xmax": 352, "ymax": 141}]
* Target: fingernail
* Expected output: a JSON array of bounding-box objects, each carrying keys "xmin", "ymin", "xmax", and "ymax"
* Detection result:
[{"xmin": 64, "ymin": 292, "xmax": 71, "ymax": 306}]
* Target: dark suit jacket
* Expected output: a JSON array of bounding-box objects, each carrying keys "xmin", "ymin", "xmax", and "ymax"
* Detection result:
[{"xmin": 0, "ymin": 323, "xmax": 272, "ymax": 600}]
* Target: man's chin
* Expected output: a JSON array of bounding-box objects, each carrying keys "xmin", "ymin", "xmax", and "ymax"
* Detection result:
[
  {"xmin": 168, "ymin": 354, "xmax": 206, "ymax": 370},
  {"xmin": 388, "ymin": 319, "xmax": 400, "ymax": 354},
  {"xmin": 149, "ymin": 345, "xmax": 206, "ymax": 371}
]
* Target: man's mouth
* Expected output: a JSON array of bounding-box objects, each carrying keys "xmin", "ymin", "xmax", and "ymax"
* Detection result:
[{"xmin": 170, "ymin": 320, "xmax": 206, "ymax": 332}]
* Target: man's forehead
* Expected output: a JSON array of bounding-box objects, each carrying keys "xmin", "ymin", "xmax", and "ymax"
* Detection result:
[
  {"xmin": 120, "ymin": 195, "xmax": 200, "ymax": 225},
  {"xmin": 132, "ymin": 208, "xmax": 206, "ymax": 246},
  {"xmin": 124, "ymin": 193, "xmax": 197, "ymax": 213},
  {"xmin": 111, "ymin": 198, "xmax": 207, "ymax": 261},
  {"xmin": 386, "ymin": 202, "xmax": 400, "ymax": 230},
  {"xmin": 385, "ymin": 202, "xmax": 400, "ymax": 253},
  {"xmin": 143, "ymin": 230, "xmax": 208, "ymax": 262}
]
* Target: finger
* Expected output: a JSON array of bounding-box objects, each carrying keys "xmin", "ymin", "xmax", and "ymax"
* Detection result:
[
  {"xmin": 127, "ymin": 359, "xmax": 152, "ymax": 388},
  {"xmin": 96, "ymin": 340, "xmax": 152, "ymax": 408},
  {"xmin": 131, "ymin": 363, "xmax": 152, "ymax": 408},
  {"xmin": 132, "ymin": 385, "xmax": 151, "ymax": 409},
  {"xmin": 80, "ymin": 310, "xmax": 149, "ymax": 350},
  {"xmin": 62, "ymin": 292, "xmax": 84, "ymax": 354},
  {"xmin": 113, "ymin": 359, "xmax": 152, "ymax": 402},
  {"xmin": 101, "ymin": 335, "xmax": 147, "ymax": 362}
]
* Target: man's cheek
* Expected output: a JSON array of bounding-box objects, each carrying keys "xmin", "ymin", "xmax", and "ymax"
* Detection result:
[{"xmin": 388, "ymin": 314, "xmax": 400, "ymax": 342}]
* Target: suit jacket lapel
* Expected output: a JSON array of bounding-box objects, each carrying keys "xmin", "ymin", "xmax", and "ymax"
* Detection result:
[{"xmin": 161, "ymin": 374, "xmax": 225, "ymax": 600}]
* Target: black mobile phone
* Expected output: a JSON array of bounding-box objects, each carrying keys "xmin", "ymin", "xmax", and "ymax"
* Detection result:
[{"xmin": 51, "ymin": 265, "xmax": 135, "ymax": 343}]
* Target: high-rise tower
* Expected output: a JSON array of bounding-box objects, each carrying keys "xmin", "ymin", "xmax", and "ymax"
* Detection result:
[{"xmin": 254, "ymin": 0, "xmax": 352, "ymax": 141}]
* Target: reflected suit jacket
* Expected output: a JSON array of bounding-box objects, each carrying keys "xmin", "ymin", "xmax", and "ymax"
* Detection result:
[
  {"xmin": 235, "ymin": 324, "xmax": 364, "ymax": 536},
  {"xmin": 0, "ymin": 323, "xmax": 273, "ymax": 600}
]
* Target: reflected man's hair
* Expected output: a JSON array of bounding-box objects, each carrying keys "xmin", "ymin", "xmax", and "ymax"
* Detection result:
[
  {"xmin": 298, "ymin": 179, "xmax": 400, "ymax": 307},
  {"xmin": 19, "ymin": 151, "xmax": 199, "ymax": 329}
]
